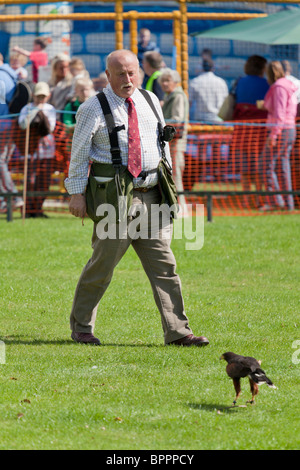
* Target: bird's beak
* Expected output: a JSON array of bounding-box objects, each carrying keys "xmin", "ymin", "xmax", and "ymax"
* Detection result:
[{"xmin": 220, "ymin": 354, "xmax": 224, "ymax": 360}]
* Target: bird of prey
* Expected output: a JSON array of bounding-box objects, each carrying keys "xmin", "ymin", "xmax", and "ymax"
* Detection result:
[{"xmin": 220, "ymin": 352, "xmax": 276, "ymax": 405}]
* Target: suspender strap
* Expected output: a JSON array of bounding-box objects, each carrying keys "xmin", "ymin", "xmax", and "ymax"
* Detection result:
[
  {"xmin": 97, "ymin": 89, "xmax": 170, "ymax": 172},
  {"xmin": 138, "ymin": 88, "xmax": 167, "ymax": 160},
  {"xmin": 139, "ymin": 88, "xmax": 162, "ymax": 125},
  {"xmin": 97, "ymin": 91, "xmax": 123, "ymax": 168}
]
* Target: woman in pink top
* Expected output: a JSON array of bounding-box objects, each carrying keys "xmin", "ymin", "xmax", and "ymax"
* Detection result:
[{"xmin": 258, "ymin": 60, "xmax": 297, "ymax": 211}]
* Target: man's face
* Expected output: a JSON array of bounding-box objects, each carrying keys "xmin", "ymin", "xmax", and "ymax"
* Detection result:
[
  {"xmin": 106, "ymin": 52, "xmax": 139, "ymax": 99},
  {"xmin": 139, "ymin": 30, "xmax": 150, "ymax": 46},
  {"xmin": 55, "ymin": 61, "xmax": 70, "ymax": 80}
]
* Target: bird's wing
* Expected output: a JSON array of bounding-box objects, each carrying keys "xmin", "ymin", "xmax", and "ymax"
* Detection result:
[
  {"xmin": 238, "ymin": 356, "xmax": 261, "ymax": 372},
  {"xmin": 226, "ymin": 361, "xmax": 249, "ymax": 378}
]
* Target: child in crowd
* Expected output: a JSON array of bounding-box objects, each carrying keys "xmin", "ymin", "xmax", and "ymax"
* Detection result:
[
  {"xmin": 13, "ymin": 38, "xmax": 48, "ymax": 83},
  {"xmin": 9, "ymin": 52, "xmax": 28, "ymax": 80},
  {"xmin": 67, "ymin": 57, "xmax": 90, "ymax": 101},
  {"xmin": 18, "ymin": 81, "xmax": 56, "ymax": 217},
  {"xmin": 63, "ymin": 78, "xmax": 95, "ymax": 127}
]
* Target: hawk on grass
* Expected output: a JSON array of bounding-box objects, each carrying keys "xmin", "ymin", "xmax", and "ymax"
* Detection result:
[{"xmin": 220, "ymin": 352, "xmax": 276, "ymax": 405}]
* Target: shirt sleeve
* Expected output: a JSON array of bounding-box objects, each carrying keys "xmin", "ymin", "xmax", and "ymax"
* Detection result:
[
  {"xmin": 48, "ymin": 105, "xmax": 56, "ymax": 132},
  {"xmin": 264, "ymin": 86, "xmax": 288, "ymax": 139},
  {"xmin": 64, "ymin": 103, "xmax": 98, "ymax": 195},
  {"xmin": 18, "ymin": 104, "xmax": 38, "ymax": 130}
]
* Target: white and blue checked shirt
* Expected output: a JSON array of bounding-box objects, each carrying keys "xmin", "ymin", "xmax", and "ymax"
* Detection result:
[
  {"xmin": 64, "ymin": 83, "xmax": 171, "ymax": 195},
  {"xmin": 189, "ymin": 71, "xmax": 228, "ymax": 123}
]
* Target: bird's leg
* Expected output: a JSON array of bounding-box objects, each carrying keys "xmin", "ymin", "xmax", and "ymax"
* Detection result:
[
  {"xmin": 232, "ymin": 378, "xmax": 241, "ymax": 406},
  {"xmin": 247, "ymin": 379, "xmax": 259, "ymax": 404}
]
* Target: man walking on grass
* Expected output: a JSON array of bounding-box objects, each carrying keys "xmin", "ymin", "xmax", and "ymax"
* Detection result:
[{"xmin": 65, "ymin": 49, "xmax": 209, "ymax": 348}]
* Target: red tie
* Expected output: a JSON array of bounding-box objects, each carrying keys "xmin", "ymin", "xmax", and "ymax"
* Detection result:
[{"xmin": 126, "ymin": 97, "xmax": 141, "ymax": 178}]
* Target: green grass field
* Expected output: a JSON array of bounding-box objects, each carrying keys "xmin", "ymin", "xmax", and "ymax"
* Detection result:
[{"xmin": 0, "ymin": 213, "xmax": 299, "ymax": 450}]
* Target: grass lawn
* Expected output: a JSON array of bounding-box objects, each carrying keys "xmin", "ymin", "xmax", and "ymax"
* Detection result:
[{"xmin": 0, "ymin": 213, "xmax": 299, "ymax": 450}]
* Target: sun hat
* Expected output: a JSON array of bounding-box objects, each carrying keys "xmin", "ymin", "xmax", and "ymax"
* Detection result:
[{"xmin": 34, "ymin": 81, "xmax": 50, "ymax": 96}]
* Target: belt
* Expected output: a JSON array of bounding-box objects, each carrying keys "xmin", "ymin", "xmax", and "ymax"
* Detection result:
[{"xmin": 134, "ymin": 185, "xmax": 157, "ymax": 193}]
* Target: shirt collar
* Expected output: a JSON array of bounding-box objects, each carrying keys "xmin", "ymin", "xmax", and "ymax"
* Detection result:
[{"xmin": 104, "ymin": 83, "xmax": 139, "ymax": 106}]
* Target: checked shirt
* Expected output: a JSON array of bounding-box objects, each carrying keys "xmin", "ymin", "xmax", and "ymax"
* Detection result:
[{"xmin": 65, "ymin": 83, "xmax": 171, "ymax": 195}]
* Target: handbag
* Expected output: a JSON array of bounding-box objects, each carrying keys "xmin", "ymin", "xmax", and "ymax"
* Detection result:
[
  {"xmin": 157, "ymin": 157, "xmax": 178, "ymax": 219},
  {"xmin": 218, "ymin": 78, "xmax": 240, "ymax": 121},
  {"xmin": 218, "ymin": 93, "xmax": 235, "ymax": 121}
]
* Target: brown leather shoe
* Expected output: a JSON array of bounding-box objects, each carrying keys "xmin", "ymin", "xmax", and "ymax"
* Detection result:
[
  {"xmin": 71, "ymin": 332, "xmax": 101, "ymax": 345},
  {"xmin": 168, "ymin": 334, "xmax": 209, "ymax": 347}
]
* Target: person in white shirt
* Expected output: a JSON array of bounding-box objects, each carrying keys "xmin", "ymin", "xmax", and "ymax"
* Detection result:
[
  {"xmin": 281, "ymin": 60, "xmax": 300, "ymax": 105},
  {"xmin": 0, "ymin": 79, "xmax": 5, "ymax": 104},
  {"xmin": 65, "ymin": 49, "xmax": 209, "ymax": 348},
  {"xmin": 18, "ymin": 81, "xmax": 56, "ymax": 217},
  {"xmin": 189, "ymin": 58, "xmax": 228, "ymax": 123}
]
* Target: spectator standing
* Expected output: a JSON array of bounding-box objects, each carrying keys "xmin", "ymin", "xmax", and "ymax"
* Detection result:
[
  {"xmin": 233, "ymin": 55, "xmax": 269, "ymax": 118},
  {"xmin": 18, "ymin": 81, "xmax": 56, "ymax": 217},
  {"xmin": 67, "ymin": 57, "xmax": 90, "ymax": 101},
  {"xmin": 281, "ymin": 59, "xmax": 300, "ymax": 114},
  {"xmin": 137, "ymin": 28, "xmax": 160, "ymax": 66},
  {"xmin": 0, "ymin": 54, "xmax": 22, "ymax": 213},
  {"xmin": 258, "ymin": 61, "xmax": 297, "ymax": 211},
  {"xmin": 0, "ymin": 140, "xmax": 24, "ymax": 213},
  {"xmin": 63, "ymin": 78, "xmax": 95, "ymax": 128},
  {"xmin": 13, "ymin": 37, "xmax": 48, "ymax": 83},
  {"xmin": 142, "ymin": 51, "xmax": 164, "ymax": 105},
  {"xmin": 9, "ymin": 52, "xmax": 28, "ymax": 80},
  {"xmin": 232, "ymin": 55, "xmax": 269, "ymax": 208},
  {"xmin": 48, "ymin": 54, "xmax": 73, "ymax": 116},
  {"xmin": 69, "ymin": 57, "xmax": 90, "ymax": 81},
  {"xmin": 0, "ymin": 52, "xmax": 17, "ymax": 115},
  {"xmin": 188, "ymin": 58, "xmax": 228, "ymax": 123},
  {"xmin": 158, "ymin": 68, "xmax": 189, "ymax": 215},
  {"xmin": 0, "ymin": 79, "xmax": 5, "ymax": 104}
]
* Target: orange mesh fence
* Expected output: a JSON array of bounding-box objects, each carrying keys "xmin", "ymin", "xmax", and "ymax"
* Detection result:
[
  {"xmin": 0, "ymin": 116, "xmax": 71, "ymax": 218},
  {"xmin": 174, "ymin": 120, "xmax": 300, "ymax": 216},
  {"xmin": 1, "ymin": 117, "xmax": 300, "ymax": 220}
]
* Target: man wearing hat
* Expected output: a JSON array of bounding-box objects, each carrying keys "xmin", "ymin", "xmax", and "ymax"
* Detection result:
[{"xmin": 18, "ymin": 82, "xmax": 56, "ymax": 217}]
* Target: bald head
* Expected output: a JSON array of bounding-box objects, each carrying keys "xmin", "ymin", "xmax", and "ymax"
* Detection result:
[
  {"xmin": 106, "ymin": 50, "xmax": 138, "ymax": 70},
  {"xmin": 105, "ymin": 49, "xmax": 140, "ymax": 99}
]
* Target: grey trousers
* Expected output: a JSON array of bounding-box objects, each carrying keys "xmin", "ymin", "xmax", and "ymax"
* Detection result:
[{"xmin": 70, "ymin": 187, "xmax": 193, "ymax": 344}]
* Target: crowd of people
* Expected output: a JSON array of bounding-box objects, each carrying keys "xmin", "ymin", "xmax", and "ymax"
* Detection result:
[{"xmin": 0, "ymin": 29, "xmax": 299, "ymax": 216}]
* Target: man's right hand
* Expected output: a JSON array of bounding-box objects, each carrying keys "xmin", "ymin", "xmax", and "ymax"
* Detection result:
[{"xmin": 69, "ymin": 194, "xmax": 86, "ymax": 218}]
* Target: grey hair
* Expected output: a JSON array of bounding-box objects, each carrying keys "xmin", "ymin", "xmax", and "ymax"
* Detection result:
[{"xmin": 158, "ymin": 67, "xmax": 181, "ymax": 84}]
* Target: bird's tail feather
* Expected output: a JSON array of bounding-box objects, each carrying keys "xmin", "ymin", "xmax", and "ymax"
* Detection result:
[{"xmin": 250, "ymin": 369, "xmax": 277, "ymax": 389}]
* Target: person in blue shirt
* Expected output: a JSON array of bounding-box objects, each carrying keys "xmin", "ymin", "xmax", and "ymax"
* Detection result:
[
  {"xmin": 137, "ymin": 28, "xmax": 160, "ymax": 67},
  {"xmin": 0, "ymin": 55, "xmax": 22, "ymax": 212},
  {"xmin": 0, "ymin": 53, "xmax": 17, "ymax": 116},
  {"xmin": 233, "ymin": 55, "xmax": 269, "ymax": 116},
  {"xmin": 232, "ymin": 55, "xmax": 269, "ymax": 208},
  {"xmin": 0, "ymin": 79, "xmax": 5, "ymax": 104}
]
